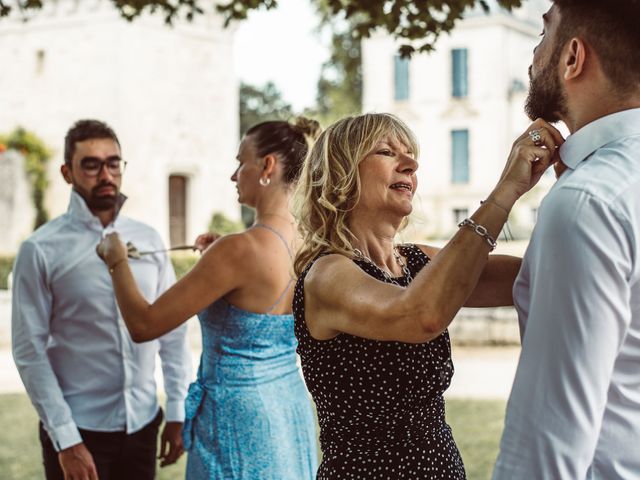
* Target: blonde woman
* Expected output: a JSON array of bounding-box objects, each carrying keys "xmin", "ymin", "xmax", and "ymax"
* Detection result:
[
  {"xmin": 97, "ymin": 118, "xmax": 321, "ymax": 479},
  {"xmin": 292, "ymin": 113, "xmax": 563, "ymax": 479}
]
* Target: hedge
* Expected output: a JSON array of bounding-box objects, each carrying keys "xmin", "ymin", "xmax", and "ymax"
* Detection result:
[{"xmin": 0, "ymin": 256, "xmax": 13, "ymax": 290}]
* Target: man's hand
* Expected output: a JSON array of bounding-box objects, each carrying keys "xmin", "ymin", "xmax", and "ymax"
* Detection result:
[
  {"xmin": 58, "ymin": 442, "xmax": 98, "ymax": 480},
  {"xmin": 159, "ymin": 421, "xmax": 184, "ymax": 467}
]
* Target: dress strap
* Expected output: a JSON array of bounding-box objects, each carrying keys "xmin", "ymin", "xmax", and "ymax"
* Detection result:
[
  {"xmin": 252, "ymin": 223, "xmax": 294, "ymax": 314},
  {"xmin": 264, "ymin": 278, "xmax": 294, "ymax": 314},
  {"xmin": 252, "ymin": 223, "xmax": 293, "ymax": 259}
]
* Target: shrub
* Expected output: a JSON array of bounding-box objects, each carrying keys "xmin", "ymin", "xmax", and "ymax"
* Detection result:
[
  {"xmin": 0, "ymin": 128, "xmax": 52, "ymax": 230},
  {"xmin": 208, "ymin": 212, "xmax": 244, "ymax": 236},
  {"xmin": 0, "ymin": 256, "xmax": 14, "ymax": 290},
  {"xmin": 170, "ymin": 253, "xmax": 198, "ymax": 280}
]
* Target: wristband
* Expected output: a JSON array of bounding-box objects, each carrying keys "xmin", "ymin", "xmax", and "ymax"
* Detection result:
[{"xmin": 108, "ymin": 258, "xmax": 127, "ymax": 274}]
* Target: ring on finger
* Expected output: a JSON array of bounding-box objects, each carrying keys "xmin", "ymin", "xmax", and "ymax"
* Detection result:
[{"xmin": 528, "ymin": 129, "xmax": 543, "ymax": 146}]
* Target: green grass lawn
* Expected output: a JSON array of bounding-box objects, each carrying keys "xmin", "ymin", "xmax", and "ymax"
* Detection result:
[{"xmin": 0, "ymin": 393, "xmax": 506, "ymax": 480}]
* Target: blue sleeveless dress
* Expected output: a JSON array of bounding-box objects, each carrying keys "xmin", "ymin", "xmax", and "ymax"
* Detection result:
[{"xmin": 182, "ymin": 225, "xmax": 318, "ymax": 479}]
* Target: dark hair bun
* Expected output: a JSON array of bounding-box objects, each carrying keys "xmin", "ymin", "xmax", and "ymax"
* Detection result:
[
  {"xmin": 245, "ymin": 117, "xmax": 322, "ymax": 185},
  {"xmin": 292, "ymin": 117, "xmax": 322, "ymax": 142}
]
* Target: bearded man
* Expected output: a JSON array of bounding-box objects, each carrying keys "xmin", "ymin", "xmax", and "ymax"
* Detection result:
[
  {"xmin": 493, "ymin": 1, "xmax": 640, "ymax": 478},
  {"xmin": 11, "ymin": 119, "xmax": 192, "ymax": 480}
]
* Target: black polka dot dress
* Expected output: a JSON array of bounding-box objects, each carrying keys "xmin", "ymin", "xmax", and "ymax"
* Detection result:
[{"xmin": 293, "ymin": 244, "xmax": 466, "ymax": 479}]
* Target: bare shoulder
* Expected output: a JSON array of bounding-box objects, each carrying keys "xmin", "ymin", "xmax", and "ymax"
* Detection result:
[
  {"xmin": 197, "ymin": 231, "xmax": 254, "ymax": 269},
  {"xmin": 304, "ymin": 253, "xmax": 355, "ymax": 294},
  {"xmin": 305, "ymin": 253, "xmax": 353, "ymax": 287}
]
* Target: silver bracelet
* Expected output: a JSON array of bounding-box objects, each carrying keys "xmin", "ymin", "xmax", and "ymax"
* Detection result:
[{"xmin": 458, "ymin": 218, "xmax": 497, "ymax": 251}]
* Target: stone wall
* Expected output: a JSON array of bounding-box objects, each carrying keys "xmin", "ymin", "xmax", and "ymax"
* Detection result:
[
  {"xmin": 449, "ymin": 307, "xmax": 521, "ymax": 345},
  {"xmin": 0, "ymin": 151, "xmax": 36, "ymax": 253}
]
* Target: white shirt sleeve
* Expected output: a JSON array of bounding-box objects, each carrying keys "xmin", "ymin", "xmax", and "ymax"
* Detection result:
[
  {"xmin": 155, "ymin": 251, "xmax": 192, "ymax": 423},
  {"xmin": 493, "ymin": 187, "xmax": 634, "ymax": 479},
  {"xmin": 11, "ymin": 241, "xmax": 83, "ymax": 451}
]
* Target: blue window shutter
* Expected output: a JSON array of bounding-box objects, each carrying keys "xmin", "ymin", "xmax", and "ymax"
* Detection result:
[
  {"xmin": 452, "ymin": 48, "xmax": 468, "ymax": 98},
  {"xmin": 394, "ymin": 55, "xmax": 410, "ymax": 101},
  {"xmin": 451, "ymin": 130, "xmax": 470, "ymax": 184}
]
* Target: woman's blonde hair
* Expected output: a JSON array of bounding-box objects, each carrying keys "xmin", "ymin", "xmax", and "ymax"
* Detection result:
[{"xmin": 293, "ymin": 113, "xmax": 419, "ymax": 275}]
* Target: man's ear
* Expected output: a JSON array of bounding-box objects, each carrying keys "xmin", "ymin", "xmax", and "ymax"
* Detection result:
[
  {"xmin": 563, "ymin": 37, "xmax": 586, "ymax": 81},
  {"xmin": 61, "ymin": 163, "xmax": 73, "ymax": 185}
]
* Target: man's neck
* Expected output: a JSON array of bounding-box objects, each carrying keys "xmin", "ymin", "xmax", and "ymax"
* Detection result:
[
  {"xmin": 92, "ymin": 208, "xmax": 116, "ymax": 227},
  {"xmin": 565, "ymin": 91, "xmax": 640, "ymax": 133}
]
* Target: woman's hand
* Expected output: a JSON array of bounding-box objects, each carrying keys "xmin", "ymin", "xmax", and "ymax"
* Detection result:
[
  {"xmin": 491, "ymin": 119, "xmax": 565, "ymax": 208},
  {"xmin": 194, "ymin": 232, "xmax": 222, "ymax": 253},
  {"xmin": 96, "ymin": 232, "xmax": 128, "ymax": 269}
]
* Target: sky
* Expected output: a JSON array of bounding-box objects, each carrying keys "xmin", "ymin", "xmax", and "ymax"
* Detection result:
[{"xmin": 233, "ymin": 0, "xmax": 329, "ymax": 112}]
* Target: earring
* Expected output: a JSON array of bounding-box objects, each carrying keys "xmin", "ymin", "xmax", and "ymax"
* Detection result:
[{"xmin": 259, "ymin": 176, "xmax": 271, "ymax": 186}]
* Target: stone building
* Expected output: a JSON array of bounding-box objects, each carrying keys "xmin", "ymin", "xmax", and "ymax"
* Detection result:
[
  {"xmin": 0, "ymin": 0, "xmax": 238, "ymax": 252},
  {"xmin": 0, "ymin": 151, "xmax": 37, "ymax": 253},
  {"xmin": 362, "ymin": 0, "xmax": 555, "ymax": 239}
]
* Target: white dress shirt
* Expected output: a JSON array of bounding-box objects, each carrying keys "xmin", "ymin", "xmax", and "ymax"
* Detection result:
[
  {"xmin": 11, "ymin": 191, "xmax": 192, "ymax": 451},
  {"xmin": 493, "ymin": 108, "xmax": 640, "ymax": 479}
]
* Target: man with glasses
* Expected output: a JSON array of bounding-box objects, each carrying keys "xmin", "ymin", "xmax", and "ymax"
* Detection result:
[{"xmin": 11, "ymin": 119, "xmax": 192, "ymax": 480}]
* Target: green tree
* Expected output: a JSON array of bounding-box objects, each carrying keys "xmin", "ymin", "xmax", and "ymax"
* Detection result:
[
  {"xmin": 306, "ymin": 3, "xmax": 363, "ymax": 127},
  {"xmin": 239, "ymin": 81, "xmax": 293, "ymax": 136},
  {"xmin": 209, "ymin": 211, "xmax": 244, "ymax": 235},
  {"xmin": 238, "ymin": 81, "xmax": 294, "ymax": 227},
  {"xmin": 0, "ymin": 0, "xmax": 525, "ymax": 55},
  {"xmin": 0, "ymin": 127, "xmax": 51, "ymax": 229}
]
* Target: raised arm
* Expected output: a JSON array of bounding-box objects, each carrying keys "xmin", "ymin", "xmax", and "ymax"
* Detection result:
[
  {"xmin": 98, "ymin": 233, "xmax": 249, "ymax": 342},
  {"xmin": 306, "ymin": 200, "xmax": 516, "ymax": 343},
  {"xmin": 420, "ymin": 245, "xmax": 521, "ymax": 307},
  {"xmin": 305, "ymin": 120, "xmax": 561, "ymax": 343}
]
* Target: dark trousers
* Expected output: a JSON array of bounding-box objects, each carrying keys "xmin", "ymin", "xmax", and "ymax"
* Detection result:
[{"xmin": 39, "ymin": 409, "xmax": 163, "ymax": 480}]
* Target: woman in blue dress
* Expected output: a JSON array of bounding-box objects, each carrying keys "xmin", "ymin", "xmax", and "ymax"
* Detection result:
[{"xmin": 97, "ymin": 117, "xmax": 321, "ymax": 479}]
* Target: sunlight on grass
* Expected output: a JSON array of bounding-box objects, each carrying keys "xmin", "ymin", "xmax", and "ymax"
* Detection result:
[
  {"xmin": 447, "ymin": 398, "xmax": 506, "ymax": 480},
  {"xmin": 0, "ymin": 393, "xmax": 505, "ymax": 480}
]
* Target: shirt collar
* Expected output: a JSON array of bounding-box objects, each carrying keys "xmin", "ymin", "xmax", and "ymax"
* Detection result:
[
  {"xmin": 559, "ymin": 108, "xmax": 640, "ymax": 170},
  {"xmin": 67, "ymin": 189, "xmax": 127, "ymax": 228}
]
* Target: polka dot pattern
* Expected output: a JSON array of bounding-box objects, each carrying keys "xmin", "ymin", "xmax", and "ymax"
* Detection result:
[{"xmin": 293, "ymin": 244, "xmax": 466, "ymax": 479}]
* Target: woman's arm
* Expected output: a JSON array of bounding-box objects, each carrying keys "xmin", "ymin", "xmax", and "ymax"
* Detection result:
[
  {"xmin": 305, "ymin": 119, "xmax": 562, "ymax": 343},
  {"xmin": 419, "ymin": 245, "xmax": 521, "ymax": 307},
  {"xmin": 306, "ymin": 200, "xmax": 513, "ymax": 344},
  {"xmin": 466, "ymin": 254, "xmax": 521, "ymax": 307},
  {"xmin": 98, "ymin": 233, "xmax": 249, "ymax": 342}
]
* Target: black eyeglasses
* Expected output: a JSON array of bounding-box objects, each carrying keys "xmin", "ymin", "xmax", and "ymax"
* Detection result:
[{"xmin": 78, "ymin": 156, "xmax": 127, "ymax": 177}]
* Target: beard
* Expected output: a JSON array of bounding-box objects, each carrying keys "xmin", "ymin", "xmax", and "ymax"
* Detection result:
[
  {"xmin": 524, "ymin": 47, "xmax": 569, "ymax": 122},
  {"xmin": 74, "ymin": 182, "xmax": 119, "ymax": 211}
]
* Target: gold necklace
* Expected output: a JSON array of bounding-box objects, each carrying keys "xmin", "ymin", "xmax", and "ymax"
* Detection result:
[{"xmin": 352, "ymin": 246, "xmax": 412, "ymax": 286}]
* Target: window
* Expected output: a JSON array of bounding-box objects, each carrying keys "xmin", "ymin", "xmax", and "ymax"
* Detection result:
[
  {"xmin": 394, "ymin": 55, "xmax": 410, "ymax": 101},
  {"xmin": 452, "ymin": 48, "xmax": 468, "ymax": 98},
  {"xmin": 451, "ymin": 129, "xmax": 470, "ymax": 184},
  {"xmin": 169, "ymin": 175, "xmax": 188, "ymax": 246},
  {"xmin": 453, "ymin": 208, "xmax": 469, "ymax": 225}
]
